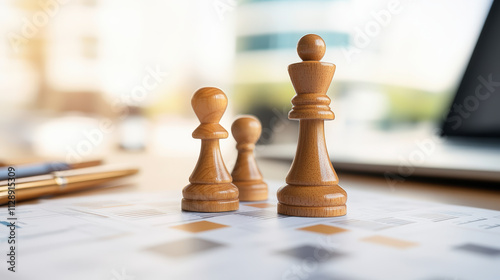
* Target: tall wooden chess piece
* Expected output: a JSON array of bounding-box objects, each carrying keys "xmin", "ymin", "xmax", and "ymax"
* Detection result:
[
  {"xmin": 277, "ymin": 34, "xmax": 347, "ymax": 217},
  {"xmin": 182, "ymin": 87, "xmax": 239, "ymax": 212},
  {"xmin": 231, "ymin": 116, "xmax": 268, "ymax": 201}
]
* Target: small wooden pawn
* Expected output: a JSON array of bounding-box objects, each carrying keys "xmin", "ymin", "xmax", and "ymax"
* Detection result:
[
  {"xmin": 181, "ymin": 87, "xmax": 239, "ymax": 212},
  {"xmin": 231, "ymin": 116, "xmax": 268, "ymax": 201}
]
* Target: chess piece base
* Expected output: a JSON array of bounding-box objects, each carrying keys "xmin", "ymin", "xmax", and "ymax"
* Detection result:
[
  {"xmin": 182, "ymin": 182, "xmax": 239, "ymax": 212},
  {"xmin": 277, "ymin": 184, "xmax": 347, "ymax": 217},
  {"xmin": 277, "ymin": 203, "xmax": 346, "ymax": 217},
  {"xmin": 234, "ymin": 181, "xmax": 268, "ymax": 201},
  {"xmin": 182, "ymin": 199, "xmax": 239, "ymax": 212}
]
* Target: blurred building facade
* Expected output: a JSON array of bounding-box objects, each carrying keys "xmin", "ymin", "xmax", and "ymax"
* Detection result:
[
  {"xmin": 0, "ymin": 0, "xmax": 492, "ymax": 158},
  {"xmin": 233, "ymin": 0, "xmax": 491, "ymax": 143}
]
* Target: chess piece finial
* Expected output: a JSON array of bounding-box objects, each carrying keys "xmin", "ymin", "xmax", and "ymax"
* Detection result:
[
  {"xmin": 231, "ymin": 116, "xmax": 268, "ymax": 201},
  {"xmin": 297, "ymin": 34, "xmax": 326, "ymax": 61},
  {"xmin": 182, "ymin": 87, "xmax": 239, "ymax": 212},
  {"xmin": 277, "ymin": 34, "xmax": 347, "ymax": 217}
]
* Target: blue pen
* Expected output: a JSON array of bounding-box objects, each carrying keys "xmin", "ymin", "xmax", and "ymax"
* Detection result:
[{"xmin": 0, "ymin": 162, "xmax": 72, "ymax": 180}]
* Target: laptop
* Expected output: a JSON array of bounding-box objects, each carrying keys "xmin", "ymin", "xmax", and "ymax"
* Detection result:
[{"xmin": 261, "ymin": 0, "xmax": 500, "ymax": 182}]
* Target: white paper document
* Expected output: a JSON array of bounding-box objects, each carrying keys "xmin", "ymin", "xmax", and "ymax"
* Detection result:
[{"xmin": 1, "ymin": 181, "xmax": 499, "ymax": 280}]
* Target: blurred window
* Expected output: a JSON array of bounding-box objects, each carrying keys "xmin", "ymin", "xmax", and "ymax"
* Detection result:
[{"xmin": 237, "ymin": 32, "xmax": 349, "ymax": 51}]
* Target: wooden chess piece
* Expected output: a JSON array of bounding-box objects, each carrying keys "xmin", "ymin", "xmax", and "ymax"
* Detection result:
[
  {"xmin": 182, "ymin": 87, "xmax": 239, "ymax": 212},
  {"xmin": 231, "ymin": 116, "xmax": 268, "ymax": 201},
  {"xmin": 277, "ymin": 34, "xmax": 347, "ymax": 217}
]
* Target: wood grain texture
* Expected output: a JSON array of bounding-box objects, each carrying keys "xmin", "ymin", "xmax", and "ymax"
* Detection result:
[
  {"xmin": 277, "ymin": 34, "xmax": 347, "ymax": 217},
  {"xmin": 182, "ymin": 87, "xmax": 239, "ymax": 212},
  {"xmin": 231, "ymin": 116, "xmax": 268, "ymax": 201},
  {"xmin": 297, "ymin": 34, "xmax": 326, "ymax": 61}
]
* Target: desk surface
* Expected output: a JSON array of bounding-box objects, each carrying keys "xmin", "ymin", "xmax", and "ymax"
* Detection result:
[{"xmin": 65, "ymin": 152, "xmax": 500, "ymax": 211}]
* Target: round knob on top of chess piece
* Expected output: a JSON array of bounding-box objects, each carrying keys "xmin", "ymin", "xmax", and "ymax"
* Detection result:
[
  {"xmin": 191, "ymin": 87, "xmax": 228, "ymax": 124},
  {"xmin": 231, "ymin": 115, "xmax": 261, "ymax": 149},
  {"xmin": 297, "ymin": 34, "xmax": 326, "ymax": 61},
  {"xmin": 191, "ymin": 87, "xmax": 229, "ymax": 139}
]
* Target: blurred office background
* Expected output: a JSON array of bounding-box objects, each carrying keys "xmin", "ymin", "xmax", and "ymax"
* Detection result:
[{"xmin": 0, "ymin": 0, "xmax": 492, "ymax": 162}]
